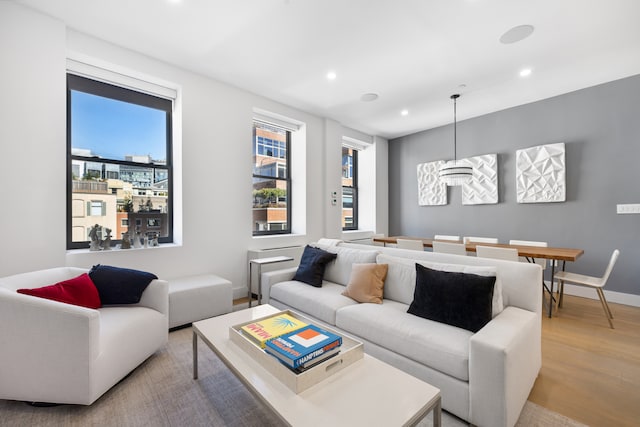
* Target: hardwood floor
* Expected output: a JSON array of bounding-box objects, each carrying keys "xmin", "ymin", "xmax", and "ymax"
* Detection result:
[
  {"xmin": 234, "ymin": 294, "xmax": 640, "ymax": 426},
  {"xmin": 529, "ymin": 294, "xmax": 640, "ymax": 427}
]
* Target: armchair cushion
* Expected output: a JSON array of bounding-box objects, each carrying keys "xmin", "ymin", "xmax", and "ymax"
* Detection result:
[
  {"xmin": 89, "ymin": 264, "xmax": 158, "ymax": 305},
  {"xmin": 17, "ymin": 273, "xmax": 101, "ymax": 309}
]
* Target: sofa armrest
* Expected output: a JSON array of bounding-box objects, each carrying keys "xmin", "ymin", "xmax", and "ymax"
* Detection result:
[
  {"xmin": 469, "ymin": 306, "xmax": 541, "ymax": 427},
  {"xmin": 136, "ymin": 279, "xmax": 169, "ymax": 316},
  {"xmin": 0, "ymin": 289, "xmax": 100, "ymax": 402},
  {"xmin": 261, "ymin": 267, "xmax": 297, "ymax": 302}
]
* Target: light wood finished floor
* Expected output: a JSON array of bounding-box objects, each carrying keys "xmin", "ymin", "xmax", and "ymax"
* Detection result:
[
  {"xmin": 235, "ymin": 295, "xmax": 640, "ymax": 426},
  {"xmin": 530, "ymin": 294, "xmax": 640, "ymax": 427}
]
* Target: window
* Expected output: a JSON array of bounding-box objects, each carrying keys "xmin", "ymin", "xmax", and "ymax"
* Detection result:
[
  {"xmin": 252, "ymin": 121, "xmax": 291, "ymax": 235},
  {"xmin": 67, "ymin": 74, "xmax": 173, "ymax": 249},
  {"xmin": 342, "ymin": 146, "xmax": 358, "ymax": 230}
]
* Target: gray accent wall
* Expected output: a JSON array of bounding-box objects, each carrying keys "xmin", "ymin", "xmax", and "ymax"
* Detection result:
[{"xmin": 389, "ymin": 74, "xmax": 640, "ymax": 296}]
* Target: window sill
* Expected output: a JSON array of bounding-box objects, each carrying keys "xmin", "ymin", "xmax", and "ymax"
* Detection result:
[{"xmin": 66, "ymin": 242, "xmax": 181, "ymax": 255}]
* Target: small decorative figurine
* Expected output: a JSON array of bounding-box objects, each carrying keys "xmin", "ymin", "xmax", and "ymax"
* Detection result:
[
  {"xmin": 121, "ymin": 232, "xmax": 131, "ymax": 249},
  {"xmin": 133, "ymin": 227, "xmax": 142, "ymax": 249},
  {"xmin": 89, "ymin": 224, "xmax": 101, "ymax": 251},
  {"xmin": 101, "ymin": 228, "xmax": 113, "ymax": 250}
]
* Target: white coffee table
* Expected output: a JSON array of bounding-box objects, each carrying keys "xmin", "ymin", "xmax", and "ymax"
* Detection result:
[{"xmin": 193, "ymin": 305, "xmax": 441, "ymax": 427}]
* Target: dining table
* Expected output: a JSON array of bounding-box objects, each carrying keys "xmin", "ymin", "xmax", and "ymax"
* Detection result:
[{"xmin": 373, "ymin": 236, "xmax": 584, "ymax": 318}]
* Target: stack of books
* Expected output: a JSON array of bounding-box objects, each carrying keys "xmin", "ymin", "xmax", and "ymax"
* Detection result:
[
  {"xmin": 240, "ymin": 312, "xmax": 343, "ymax": 373},
  {"xmin": 240, "ymin": 313, "xmax": 308, "ymax": 348},
  {"xmin": 264, "ymin": 324, "xmax": 342, "ymax": 372}
]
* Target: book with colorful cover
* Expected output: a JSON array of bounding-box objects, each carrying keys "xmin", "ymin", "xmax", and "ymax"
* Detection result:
[
  {"xmin": 240, "ymin": 313, "xmax": 308, "ymax": 348},
  {"xmin": 264, "ymin": 324, "xmax": 342, "ymax": 370}
]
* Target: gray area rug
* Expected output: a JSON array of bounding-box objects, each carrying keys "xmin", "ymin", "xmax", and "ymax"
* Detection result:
[{"xmin": 0, "ymin": 327, "xmax": 585, "ymax": 427}]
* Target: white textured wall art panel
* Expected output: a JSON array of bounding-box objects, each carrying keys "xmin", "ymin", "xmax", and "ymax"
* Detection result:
[
  {"xmin": 462, "ymin": 154, "xmax": 498, "ymax": 205},
  {"xmin": 516, "ymin": 142, "xmax": 566, "ymax": 203},
  {"xmin": 417, "ymin": 161, "xmax": 447, "ymax": 206}
]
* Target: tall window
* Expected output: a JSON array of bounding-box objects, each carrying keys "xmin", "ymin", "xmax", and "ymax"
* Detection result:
[
  {"xmin": 252, "ymin": 121, "xmax": 291, "ymax": 235},
  {"xmin": 67, "ymin": 74, "xmax": 173, "ymax": 249},
  {"xmin": 342, "ymin": 146, "xmax": 358, "ymax": 230}
]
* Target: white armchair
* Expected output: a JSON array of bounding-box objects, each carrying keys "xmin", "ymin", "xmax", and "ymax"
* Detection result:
[{"xmin": 0, "ymin": 267, "xmax": 168, "ymax": 405}]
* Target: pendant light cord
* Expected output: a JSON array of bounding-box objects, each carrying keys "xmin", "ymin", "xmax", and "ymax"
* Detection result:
[{"xmin": 451, "ymin": 93, "xmax": 460, "ymax": 163}]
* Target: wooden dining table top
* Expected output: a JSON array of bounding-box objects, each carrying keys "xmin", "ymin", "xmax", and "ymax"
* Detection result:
[{"xmin": 373, "ymin": 236, "xmax": 584, "ymax": 262}]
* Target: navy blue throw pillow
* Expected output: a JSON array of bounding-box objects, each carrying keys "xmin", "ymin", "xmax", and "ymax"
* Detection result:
[
  {"xmin": 407, "ymin": 263, "xmax": 495, "ymax": 333},
  {"xmin": 292, "ymin": 245, "xmax": 338, "ymax": 287},
  {"xmin": 89, "ymin": 264, "xmax": 158, "ymax": 305}
]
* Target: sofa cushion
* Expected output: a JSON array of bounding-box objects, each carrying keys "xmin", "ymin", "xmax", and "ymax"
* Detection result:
[
  {"xmin": 408, "ymin": 264, "xmax": 495, "ymax": 333},
  {"xmin": 341, "ymin": 263, "xmax": 388, "ymax": 304},
  {"xmin": 376, "ymin": 254, "xmax": 504, "ymax": 317},
  {"xmin": 269, "ymin": 281, "xmax": 358, "ymax": 325},
  {"xmin": 336, "ymin": 300, "xmax": 473, "ymax": 381},
  {"xmin": 89, "ymin": 265, "xmax": 158, "ymax": 305},
  {"xmin": 375, "ymin": 254, "xmax": 416, "ymax": 305},
  {"xmin": 292, "ymin": 245, "xmax": 337, "ymax": 287},
  {"xmin": 17, "ymin": 273, "xmax": 101, "ymax": 309},
  {"xmin": 321, "ymin": 246, "xmax": 380, "ymax": 286}
]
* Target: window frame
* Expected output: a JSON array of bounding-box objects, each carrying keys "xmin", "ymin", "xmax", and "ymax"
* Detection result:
[
  {"xmin": 342, "ymin": 146, "xmax": 358, "ymax": 231},
  {"xmin": 252, "ymin": 121, "xmax": 292, "ymax": 236},
  {"xmin": 66, "ymin": 73, "xmax": 174, "ymax": 249}
]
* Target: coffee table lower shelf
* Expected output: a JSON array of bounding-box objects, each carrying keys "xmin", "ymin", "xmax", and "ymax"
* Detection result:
[{"xmin": 192, "ymin": 305, "xmax": 441, "ymax": 427}]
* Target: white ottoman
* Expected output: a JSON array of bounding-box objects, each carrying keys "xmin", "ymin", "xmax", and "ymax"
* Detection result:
[{"xmin": 168, "ymin": 274, "xmax": 232, "ymax": 328}]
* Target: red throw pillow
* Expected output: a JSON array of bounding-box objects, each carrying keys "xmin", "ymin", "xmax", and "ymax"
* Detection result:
[{"xmin": 17, "ymin": 273, "xmax": 102, "ymax": 309}]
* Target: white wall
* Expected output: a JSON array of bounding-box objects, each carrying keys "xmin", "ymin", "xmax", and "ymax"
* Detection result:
[
  {"xmin": 0, "ymin": 2, "xmax": 67, "ymax": 273},
  {"xmin": 0, "ymin": 3, "xmax": 389, "ymax": 298}
]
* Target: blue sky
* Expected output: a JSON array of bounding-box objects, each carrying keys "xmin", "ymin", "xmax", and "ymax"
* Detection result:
[{"xmin": 71, "ymin": 91, "xmax": 167, "ymax": 161}]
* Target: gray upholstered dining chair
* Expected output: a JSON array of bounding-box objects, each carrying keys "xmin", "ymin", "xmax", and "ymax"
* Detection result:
[
  {"xmin": 432, "ymin": 241, "xmax": 467, "ymax": 256},
  {"xmin": 554, "ymin": 249, "xmax": 620, "ymax": 329},
  {"xmin": 396, "ymin": 238, "xmax": 424, "ymax": 251}
]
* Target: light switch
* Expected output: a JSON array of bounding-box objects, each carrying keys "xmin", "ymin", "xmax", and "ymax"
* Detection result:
[{"xmin": 616, "ymin": 204, "xmax": 640, "ymax": 214}]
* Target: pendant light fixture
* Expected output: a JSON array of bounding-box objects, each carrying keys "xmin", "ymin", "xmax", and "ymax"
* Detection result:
[{"xmin": 439, "ymin": 94, "xmax": 473, "ymax": 186}]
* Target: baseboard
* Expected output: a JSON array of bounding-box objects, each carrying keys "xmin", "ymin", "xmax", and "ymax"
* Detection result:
[{"xmin": 558, "ymin": 283, "xmax": 640, "ymax": 308}]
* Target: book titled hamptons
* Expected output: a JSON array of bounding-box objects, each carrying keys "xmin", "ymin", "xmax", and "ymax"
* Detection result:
[
  {"xmin": 265, "ymin": 324, "xmax": 342, "ymax": 371},
  {"xmin": 240, "ymin": 313, "xmax": 308, "ymax": 348}
]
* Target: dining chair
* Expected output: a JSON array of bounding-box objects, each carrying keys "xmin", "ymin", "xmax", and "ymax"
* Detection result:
[
  {"xmin": 476, "ymin": 245, "xmax": 519, "ymax": 262},
  {"xmin": 509, "ymin": 239, "xmax": 553, "ymax": 303},
  {"xmin": 434, "ymin": 235, "xmax": 461, "ymax": 242},
  {"xmin": 463, "ymin": 236, "xmax": 499, "ymax": 244},
  {"xmin": 432, "ymin": 241, "xmax": 467, "ymax": 256},
  {"xmin": 554, "ymin": 249, "xmax": 620, "ymax": 329},
  {"xmin": 509, "ymin": 239, "xmax": 548, "ymax": 270},
  {"xmin": 396, "ymin": 238, "xmax": 424, "ymax": 251}
]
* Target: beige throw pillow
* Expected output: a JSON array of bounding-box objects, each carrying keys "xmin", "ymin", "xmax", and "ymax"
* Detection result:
[{"xmin": 342, "ymin": 263, "xmax": 388, "ymax": 304}]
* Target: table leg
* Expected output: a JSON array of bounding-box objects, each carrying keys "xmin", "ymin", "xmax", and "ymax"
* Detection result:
[
  {"xmin": 248, "ymin": 261, "xmax": 253, "ymax": 308},
  {"xmin": 193, "ymin": 330, "xmax": 199, "ymax": 380},
  {"xmin": 433, "ymin": 397, "xmax": 441, "ymax": 427},
  {"xmin": 558, "ymin": 261, "xmax": 566, "ymax": 308},
  {"xmin": 548, "ymin": 260, "xmax": 556, "ymax": 317},
  {"xmin": 257, "ymin": 264, "xmax": 262, "ymax": 306}
]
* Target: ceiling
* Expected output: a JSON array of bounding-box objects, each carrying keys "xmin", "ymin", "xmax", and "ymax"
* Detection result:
[{"xmin": 15, "ymin": 0, "xmax": 640, "ymax": 139}]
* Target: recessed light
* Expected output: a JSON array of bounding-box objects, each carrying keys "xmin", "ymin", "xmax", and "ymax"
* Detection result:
[
  {"xmin": 326, "ymin": 71, "xmax": 337, "ymax": 80},
  {"xmin": 500, "ymin": 25, "xmax": 535, "ymax": 44},
  {"xmin": 520, "ymin": 68, "xmax": 532, "ymax": 77},
  {"xmin": 360, "ymin": 93, "xmax": 379, "ymax": 102},
  {"xmin": 401, "ymin": 110, "xmax": 409, "ymax": 116}
]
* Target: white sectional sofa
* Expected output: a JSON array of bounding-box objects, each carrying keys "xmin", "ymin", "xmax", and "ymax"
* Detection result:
[
  {"xmin": 262, "ymin": 242, "xmax": 542, "ymax": 427},
  {"xmin": 0, "ymin": 267, "xmax": 168, "ymax": 405}
]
